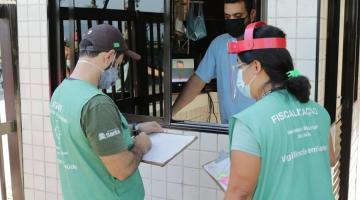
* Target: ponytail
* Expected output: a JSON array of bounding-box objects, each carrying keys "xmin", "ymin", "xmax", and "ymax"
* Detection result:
[{"xmin": 285, "ymin": 75, "xmax": 311, "ymax": 103}]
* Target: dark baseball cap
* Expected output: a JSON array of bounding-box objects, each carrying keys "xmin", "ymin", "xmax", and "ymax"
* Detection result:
[{"xmin": 80, "ymin": 24, "xmax": 141, "ymax": 60}]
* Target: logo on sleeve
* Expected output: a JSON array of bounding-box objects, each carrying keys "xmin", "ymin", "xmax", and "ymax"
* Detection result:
[{"xmin": 98, "ymin": 128, "xmax": 121, "ymax": 141}]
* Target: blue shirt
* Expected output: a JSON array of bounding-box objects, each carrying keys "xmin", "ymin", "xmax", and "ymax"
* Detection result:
[{"xmin": 195, "ymin": 33, "xmax": 255, "ymax": 124}]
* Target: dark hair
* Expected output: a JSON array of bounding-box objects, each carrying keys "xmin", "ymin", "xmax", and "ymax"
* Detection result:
[
  {"xmin": 238, "ymin": 25, "xmax": 311, "ymax": 103},
  {"xmin": 224, "ymin": 0, "xmax": 253, "ymax": 15},
  {"xmin": 177, "ymin": 60, "xmax": 184, "ymax": 64}
]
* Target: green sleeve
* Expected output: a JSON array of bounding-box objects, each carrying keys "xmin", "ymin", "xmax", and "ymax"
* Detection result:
[
  {"xmin": 81, "ymin": 95, "xmax": 128, "ymax": 156},
  {"xmin": 231, "ymin": 120, "xmax": 261, "ymax": 157}
]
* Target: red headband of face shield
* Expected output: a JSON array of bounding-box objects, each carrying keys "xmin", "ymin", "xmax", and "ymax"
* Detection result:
[{"xmin": 227, "ymin": 21, "xmax": 287, "ymax": 54}]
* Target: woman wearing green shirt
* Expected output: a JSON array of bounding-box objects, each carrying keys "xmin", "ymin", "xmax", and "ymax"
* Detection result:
[{"xmin": 225, "ymin": 22, "xmax": 336, "ymax": 200}]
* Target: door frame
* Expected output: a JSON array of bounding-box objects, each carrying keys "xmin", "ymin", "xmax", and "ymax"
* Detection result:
[
  {"xmin": 0, "ymin": 4, "xmax": 24, "ymax": 200},
  {"xmin": 323, "ymin": 0, "xmax": 359, "ymax": 199},
  {"xmin": 339, "ymin": 0, "xmax": 359, "ymax": 199}
]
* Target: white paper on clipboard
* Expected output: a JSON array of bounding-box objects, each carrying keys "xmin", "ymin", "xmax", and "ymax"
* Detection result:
[
  {"xmin": 142, "ymin": 133, "xmax": 197, "ymax": 167},
  {"xmin": 203, "ymin": 153, "xmax": 230, "ymax": 191}
]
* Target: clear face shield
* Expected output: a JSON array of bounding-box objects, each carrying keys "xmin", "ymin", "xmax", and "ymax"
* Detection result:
[
  {"xmin": 231, "ymin": 62, "xmax": 240, "ymax": 100},
  {"xmin": 228, "ymin": 42, "xmax": 242, "ymax": 101},
  {"xmin": 227, "ymin": 21, "xmax": 287, "ymax": 100},
  {"xmin": 232, "ymin": 60, "xmax": 249, "ymax": 100}
]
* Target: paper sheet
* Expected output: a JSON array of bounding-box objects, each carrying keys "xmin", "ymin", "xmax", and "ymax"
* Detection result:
[
  {"xmin": 142, "ymin": 133, "xmax": 197, "ymax": 167},
  {"xmin": 203, "ymin": 154, "xmax": 230, "ymax": 191}
]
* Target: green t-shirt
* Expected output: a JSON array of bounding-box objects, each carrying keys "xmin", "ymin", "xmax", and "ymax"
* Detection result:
[
  {"xmin": 229, "ymin": 90, "xmax": 334, "ymax": 200},
  {"xmin": 51, "ymin": 79, "xmax": 144, "ymax": 200},
  {"xmin": 231, "ymin": 120, "xmax": 261, "ymax": 157},
  {"xmin": 81, "ymin": 95, "xmax": 128, "ymax": 156}
]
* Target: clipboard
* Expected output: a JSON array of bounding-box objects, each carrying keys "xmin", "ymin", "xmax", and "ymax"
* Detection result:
[
  {"xmin": 142, "ymin": 133, "xmax": 197, "ymax": 167},
  {"xmin": 203, "ymin": 153, "xmax": 230, "ymax": 192}
]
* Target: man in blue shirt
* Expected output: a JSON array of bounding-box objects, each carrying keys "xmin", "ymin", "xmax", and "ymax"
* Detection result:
[{"xmin": 172, "ymin": 0, "xmax": 257, "ymax": 124}]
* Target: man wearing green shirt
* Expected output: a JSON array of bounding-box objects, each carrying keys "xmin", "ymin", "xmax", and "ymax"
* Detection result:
[{"xmin": 50, "ymin": 24, "xmax": 162, "ymax": 200}]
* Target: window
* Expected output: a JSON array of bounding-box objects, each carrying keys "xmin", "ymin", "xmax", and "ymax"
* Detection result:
[
  {"xmin": 50, "ymin": 0, "xmax": 168, "ymax": 120},
  {"xmin": 170, "ymin": 0, "xmax": 262, "ymax": 130},
  {"xmin": 136, "ymin": 0, "xmax": 164, "ymax": 13},
  {"xmin": 60, "ymin": 0, "xmax": 125, "ymax": 9},
  {"xmin": 48, "ymin": 0, "xmax": 284, "ymax": 134}
]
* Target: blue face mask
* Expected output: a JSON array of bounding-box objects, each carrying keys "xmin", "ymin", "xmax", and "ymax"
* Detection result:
[
  {"xmin": 98, "ymin": 66, "xmax": 119, "ymax": 89},
  {"xmin": 77, "ymin": 54, "xmax": 119, "ymax": 89},
  {"xmin": 98, "ymin": 54, "xmax": 119, "ymax": 89},
  {"xmin": 236, "ymin": 64, "xmax": 257, "ymax": 99}
]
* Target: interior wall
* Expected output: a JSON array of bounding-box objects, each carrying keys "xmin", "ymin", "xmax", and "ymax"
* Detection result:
[{"xmin": 172, "ymin": 92, "xmax": 220, "ymax": 123}]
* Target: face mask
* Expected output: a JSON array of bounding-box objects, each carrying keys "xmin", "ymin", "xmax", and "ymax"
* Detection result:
[
  {"xmin": 77, "ymin": 54, "xmax": 119, "ymax": 89},
  {"xmin": 98, "ymin": 67, "xmax": 119, "ymax": 89},
  {"xmin": 98, "ymin": 55, "xmax": 119, "ymax": 89},
  {"xmin": 225, "ymin": 18, "xmax": 246, "ymax": 38},
  {"xmin": 236, "ymin": 65, "xmax": 257, "ymax": 99}
]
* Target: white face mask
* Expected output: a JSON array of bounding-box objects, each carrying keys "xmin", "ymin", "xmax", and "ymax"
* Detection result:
[{"xmin": 236, "ymin": 64, "xmax": 257, "ymax": 99}]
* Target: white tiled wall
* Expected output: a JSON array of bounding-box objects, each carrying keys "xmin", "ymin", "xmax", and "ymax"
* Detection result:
[
  {"xmin": 140, "ymin": 129, "xmax": 228, "ymax": 200},
  {"xmin": 17, "ymin": 0, "xmax": 325, "ymax": 200},
  {"xmin": 267, "ymin": 0, "xmax": 319, "ymax": 100}
]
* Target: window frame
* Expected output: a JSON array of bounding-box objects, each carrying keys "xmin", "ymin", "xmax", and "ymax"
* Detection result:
[{"xmin": 48, "ymin": 0, "xmax": 267, "ymax": 135}]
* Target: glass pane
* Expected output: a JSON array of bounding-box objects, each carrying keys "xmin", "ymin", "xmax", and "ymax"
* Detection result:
[
  {"xmin": 107, "ymin": 0, "xmax": 125, "ymax": 9},
  {"xmin": 61, "ymin": 0, "xmax": 126, "ymax": 9},
  {"xmin": 136, "ymin": 0, "xmax": 164, "ymax": 13},
  {"xmin": 60, "ymin": 0, "xmax": 69, "ymax": 7},
  {"xmin": 69, "ymin": 0, "xmax": 126, "ymax": 9}
]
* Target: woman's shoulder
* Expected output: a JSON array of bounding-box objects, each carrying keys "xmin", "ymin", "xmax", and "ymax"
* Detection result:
[{"xmin": 233, "ymin": 90, "xmax": 301, "ymax": 119}]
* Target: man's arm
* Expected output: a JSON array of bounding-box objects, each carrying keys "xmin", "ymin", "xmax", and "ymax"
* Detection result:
[
  {"xmin": 81, "ymin": 96, "xmax": 152, "ymax": 180},
  {"xmin": 100, "ymin": 132, "xmax": 151, "ymax": 180},
  {"xmin": 172, "ymin": 74, "xmax": 206, "ymax": 116},
  {"xmin": 225, "ymin": 151, "xmax": 260, "ymax": 200}
]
